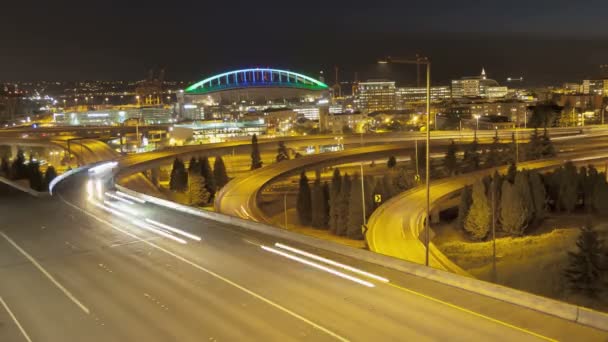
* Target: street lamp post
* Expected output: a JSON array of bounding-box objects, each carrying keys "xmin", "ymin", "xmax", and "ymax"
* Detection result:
[{"xmin": 379, "ymin": 56, "xmax": 432, "ymax": 266}]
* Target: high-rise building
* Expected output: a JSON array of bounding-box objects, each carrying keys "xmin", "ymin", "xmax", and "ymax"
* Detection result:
[
  {"xmin": 451, "ymin": 68, "xmax": 504, "ymax": 99},
  {"xmin": 582, "ymin": 79, "xmax": 608, "ymax": 96},
  {"xmin": 355, "ymin": 80, "xmax": 396, "ymax": 113},
  {"xmin": 395, "ymin": 86, "xmax": 451, "ymax": 107}
]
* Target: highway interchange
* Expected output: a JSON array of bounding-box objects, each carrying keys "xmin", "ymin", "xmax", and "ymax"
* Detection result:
[{"xmin": 2, "ymin": 128, "xmax": 608, "ymax": 341}]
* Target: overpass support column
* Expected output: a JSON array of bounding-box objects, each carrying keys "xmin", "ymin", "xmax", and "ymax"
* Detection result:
[{"xmin": 10, "ymin": 144, "xmax": 18, "ymax": 160}]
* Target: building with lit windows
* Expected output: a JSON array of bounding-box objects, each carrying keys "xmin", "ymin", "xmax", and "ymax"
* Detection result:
[
  {"xmin": 582, "ymin": 79, "xmax": 608, "ymax": 96},
  {"xmin": 355, "ymin": 80, "xmax": 396, "ymax": 113},
  {"xmin": 451, "ymin": 68, "xmax": 506, "ymax": 99},
  {"xmin": 395, "ymin": 86, "xmax": 451, "ymax": 107}
]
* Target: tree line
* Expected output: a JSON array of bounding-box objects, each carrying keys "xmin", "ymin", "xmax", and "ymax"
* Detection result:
[
  {"xmin": 168, "ymin": 155, "xmax": 229, "ymax": 206},
  {"xmin": 1, "ymin": 150, "xmax": 57, "ymax": 192}
]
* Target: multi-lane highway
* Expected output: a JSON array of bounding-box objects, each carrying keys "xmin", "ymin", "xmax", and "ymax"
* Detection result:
[{"xmin": 2, "ymin": 172, "xmax": 607, "ymax": 341}]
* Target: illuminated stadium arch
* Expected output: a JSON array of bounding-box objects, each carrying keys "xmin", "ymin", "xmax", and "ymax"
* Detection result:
[{"xmin": 185, "ymin": 68, "xmax": 329, "ymax": 94}]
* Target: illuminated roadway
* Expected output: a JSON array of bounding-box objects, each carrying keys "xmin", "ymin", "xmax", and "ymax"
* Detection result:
[{"xmin": 1, "ymin": 173, "xmax": 607, "ymax": 341}]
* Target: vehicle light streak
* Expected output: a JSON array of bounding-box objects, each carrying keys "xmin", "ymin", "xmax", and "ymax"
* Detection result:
[
  {"xmin": 115, "ymin": 191, "xmax": 146, "ymax": 204},
  {"xmin": 261, "ymin": 245, "xmax": 374, "ymax": 288},
  {"xmin": 275, "ymin": 243, "xmax": 389, "ymax": 283},
  {"xmin": 90, "ymin": 200, "xmax": 187, "ymax": 244},
  {"xmin": 104, "ymin": 200, "xmax": 139, "ymax": 217},
  {"xmin": 105, "ymin": 192, "xmax": 134, "ymax": 205},
  {"xmin": 88, "ymin": 161, "xmax": 118, "ymax": 174},
  {"xmin": 145, "ymin": 218, "xmax": 202, "ymax": 241},
  {"xmin": 95, "ymin": 179, "xmax": 103, "ymax": 200}
]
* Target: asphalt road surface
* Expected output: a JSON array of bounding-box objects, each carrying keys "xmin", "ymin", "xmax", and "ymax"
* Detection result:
[{"xmin": 1, "ymin": 176, "xmax": 607, "ymax": 341}]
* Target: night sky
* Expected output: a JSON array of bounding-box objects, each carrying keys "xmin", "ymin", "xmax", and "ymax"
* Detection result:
[{"xmin": 2, "ymin": 0, "xmax": 608, "ymax": 85}]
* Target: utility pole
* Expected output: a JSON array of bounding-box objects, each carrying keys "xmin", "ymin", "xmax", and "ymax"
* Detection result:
[
  {"xmin": 284, "ymin": 192, "xmax": 288, "ymax": 228},
  {"xmin": 492, "ymin": 177, "xmax": 497, "ymax": 282}
]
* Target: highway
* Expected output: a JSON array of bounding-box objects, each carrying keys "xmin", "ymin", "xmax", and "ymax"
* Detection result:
[{"xmin": 1, "ymin": 174, "xmax": 607, "ymax": 341}]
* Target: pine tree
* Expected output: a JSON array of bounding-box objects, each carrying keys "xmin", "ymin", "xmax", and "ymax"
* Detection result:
[
  {"xmin": 464, "ymin": 179, "xmax": 491, "ymax": 240},
  {"xmin": 444, "ymin": 140, "xmax": 459, "ymax": 175},
  {"xmin": 393, "ymin": 167, "xmax": 412, "ymax": 191},
  {"xmin": 387, "ymin": 156, "xmax": 397, "ymax": 168},
  {"xmin": 457, "ymin": 185, "xmax": 473, "ymax": 229},
  {"xmin": 514, "ymin": 170, "xmax": 535, "ymax": 226},
  {"xmin": 500, "ymin": 181, "xmax": 528, "ymax": 235},
  {"xmin": 592, "ymin": 180, "xmax": 608, "ymax": 214},
  {"xmin": 28, "ymin": 161, "xmax": 44, "ymax": 191},
  {"xmin": 188, "ymin": 156, "xmax": 201, "ymax": 174},
  {"xmin": 347, "ymin": 173, "xmax": 365, "ymax": 240},
  {"xmin": 276, "ymin": 141, "xmax": 290, "ymax": 162},
  {"xmin": 564, "ymin": 223, "xmax": 603, "ymax": 297},
  {"xmin": 526, "ymin": 128, "xmax": 542, "ymax": 160},
  {"xmin": 463, "ymin": 138, "xmax": 480, "ymax": 172},
  {"xmin": 311, "ymin": 178, "xmax": 328, "ymax": 229},
  {"xmin": 322, "ymin": 182, "xmax": 330, "ymax": 227},
  {"xmin": 296, "ymin": 171, "xmax": 312, "ymax": 226},
  {"xmin": 43, "ymin": 166, "xmax": 57, "ymax": 189},
  {"xmin": 11, "ymin": 150, "xmax": 26, "ymax": 180},
  {"xmin": 382, "ymin": 172, "xmax": 397, "ymax": 200},
  {"xmin": 0, "ymin": 156, "xmax": 9, "ymax": 177},
  {"xmin": 214, "ymin": 156, "xmax": 229, "ymax": 189},
  {"xmin": 506, "ymin": 162, "xmax": 517, "ymax": 184},
  {"xmin": 329, "ymin": 168, "xmax": 342, "ymax": 234},
  {"xmin": 250, "ymin": 134, "xmax": 263, "ymax": 170},
  {"xmin": 170, "ymin": 158, "xmax": 187, "ymax": 191},
  {"xmin": 188, "ymin": 171, "xmax": 210, "ymax": 206},
  {"xmin": 529, "ymin": 170, "xmax": 547, "ymax": 222},
  {"xmin": 541, "ymin": 128, "xmax": 556, "ymax": 157},
  {"xmin": 150, "ymin": 167, "xmax": 159, "ymax": 186},
  {"xmin": 485, "ymin": 131, "xmax": 501, "ymax": 168},
  {"xmin": 336, "ymin": 173, "xmax": 351, "ymax": 236},
  {"xmin": 558, "ymin": 162, "xmax": 578, "ymax": 212},
  {"xmin": 200, "ymin": 156, "xmax": 216, "ymax": 201}
]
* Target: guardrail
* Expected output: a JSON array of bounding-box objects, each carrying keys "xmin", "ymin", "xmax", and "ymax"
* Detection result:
[{"xmin": 116, "ymin": 183, "xmax": 608, "ymax": 331}]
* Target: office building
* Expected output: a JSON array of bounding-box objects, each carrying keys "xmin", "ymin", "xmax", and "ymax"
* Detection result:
[
  {"xmin": 355, "ymin": 80, "xmax": 396, "ymax": 113},
  {"xmin": 451, "ymin": 68, "xmax": 505, "ymax": 99}
]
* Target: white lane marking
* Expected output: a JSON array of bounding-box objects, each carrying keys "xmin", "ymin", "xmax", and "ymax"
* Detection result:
[
  {"xmin": 93, "ymin": 200, "xmax": 187, "ymax": 244},
  {"xmin": 261, "ymin": 246, "xmax": 375, "ymax": 288},
  {"xmin": 110, "ymin": 236, "xmax": 160, "ymax": 248},
  {"xmin": 0, "ymin": 231, "xmax": 90, "ymax": 315},
  {"xmin": 105, "ymin": 192, "xmax": 134, "ymax": 205},
  {"xmin": 60, "ymin": 196, "xmax": 349, "ymax": 342},
  {"xmin": 0, "ymin": 296, "xmax": 33, "ymax": 342},
  {"xmin": 115, "ymin": 191, "xmax": 146, "ymax": 204},
  {"xmin": 145, "ymin": 219, "xmax": 202, "ymax": 242},
  {"xmin": 274, "ymin": 243, "xmax": 389, "ymax": 283}
]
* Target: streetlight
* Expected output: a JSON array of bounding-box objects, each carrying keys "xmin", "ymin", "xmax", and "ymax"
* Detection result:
[
  {"xmin": 473, "ymin": 114, "xmax": 480, "ymax": 139},
  {"xmin": 378, "ymin": 55, "xmax": 432, "ymax": 266}
]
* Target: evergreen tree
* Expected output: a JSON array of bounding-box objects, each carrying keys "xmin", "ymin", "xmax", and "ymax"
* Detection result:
[
  {"xmin": 250, "ymin": 134, "xmax": 263, "ymax": 170},
  {"xmin": 485, "ymin": 131, "xmax": 501, "ymax": 168},
  {"xmin": 593, "ymin": 180, "xmax": 608, "ymax": 214},
  {"xmin": 276, "ymin": 141, "xmax": 290, "ymax": 162},
  {"xmin": 188, "ymin": 172, "xmax": 210, "ymax": 206},
  {"xmin": 188, "ymin": 156, "xmax": 201, "ymax": 174},
  {"xmin": 347, "ymin": 173, "xmax": 365, "ymax": 240},
  {"xmin": 500, "ymin": 181, "xmax": 528, "ymax": 235},
  {"xmin": 43, "ymin": 166, "xmax": 57, "ymax": 189},
  {"xmin": 541, "ymin": 128, "xmax": 556, "ymax": 158},
  {"xmin": 529, "ymin": 170, "xmax": 547, "ymax": 222},
  {"xmin": 506, "ymin": 162, "xmax": 517, "ymax": 184},
  {"xmin": 200, "ymin": 156, "xmax": 216, "ymax": 200},
  {"xmin": 394, "ymin": 167, "xmax": 412, "ymax": 191},
  {"xmin": 457, "ymin": 185, "xmax": 473, "ymax": 229},
  {"xmin": 462, "ymin": 138, "xmax": 480, "ymax": 172},
  {"xmin": 169, "ymin": 158, "xmax": 188, "ymax": 192},
  {"xmin": 558, "ymin": 162, "xmax": 578, "ymax": 212},
  {"xmin": 329, "ymin": 168, "xmax": 342, "ymax": 234},
  {"xmin": 28, "ymin": 161, "xmax": 44, "ymax": 191},
  {"xmin": 464, "ymin": 179, "xmax": 491, "ymax": 240},
  {"xmin": 322, "ymin": 182, "xmax": 330, "ymax": 227},
  {"xmin": 214, "ymin": 156, "xmax": 229, "ymax": 189},
  {"xmin": 526, "ymin": 128, "xmax": 543, "ymax": 160},
  {"xmin": 11, "ymin": 150, "xmax": 26, "ymax": 180},
  {"xmin": 296, "ymin": 171, "xmax": 312, "ymax": 226},
  {"xmin": 150, "ymin": 167, "xmax": 159, "ymax": 186},
  {"xmin": 387, "ymin": 156, "xmax": 397, "ymax": 168},
  {"xmin": 444, "ymin": 140, "xmax": 459, "ymax": 175},
  {"xmin": 336, "ymin": 173, "xmax": 352, "ymax": 236},
  {"xmin": 0, "ymin": 156, "xmax": 9, "ymax": 177},
  {"xmin": 514, "ymin": 170, "xmax": 535, "ymax": 226},
  {"xmin": 311, "ymin": 178, "xmax": 328, "ymax": 229},
  {"xmin": 564, "ymin": 224, "xmax": 603, "ymax": 297}
]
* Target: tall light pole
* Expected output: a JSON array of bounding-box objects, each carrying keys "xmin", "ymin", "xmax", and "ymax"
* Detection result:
[{"xmin": 379, "ymin": 56, "xmax": 432, "ymax": 266}]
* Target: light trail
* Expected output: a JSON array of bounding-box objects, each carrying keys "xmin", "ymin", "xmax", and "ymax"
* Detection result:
[
  {"xmin": 91, "ymin": 200, "xmax": 187, "ymax": 244},
  {"xmin": 261, "ymin": 245, "xmax": 374, "ymax": 288},
  {"xmin": 115, "ymin": 191, "xmax": 146, "ymax": 204},
  {"xmin": 105, "ymin": 192, "xmax": 134, "ymax": 205},
  {"xmin": 145, "ymin": 218, "xmax": 202, "ymax": 242},
  {"xmin": 275, "ymin": 243, "xmax": 389, "ymax": 283}
]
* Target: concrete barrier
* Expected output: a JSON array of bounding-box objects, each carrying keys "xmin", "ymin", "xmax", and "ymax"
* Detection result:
[
  {"xmin": 0, "ymin": 176, "xmax": 49, "ymax": 198},
  {"xmin": 115, "ymin": 184, "xmax": 608, "ymax": 332}
]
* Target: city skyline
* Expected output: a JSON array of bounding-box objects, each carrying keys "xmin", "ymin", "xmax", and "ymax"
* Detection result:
[{"xmin": 1, "ymin": 1, "xmax": 607, "ymax": 84}]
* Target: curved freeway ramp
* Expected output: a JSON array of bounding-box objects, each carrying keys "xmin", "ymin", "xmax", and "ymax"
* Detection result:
[{"xmin": 367, "ymin": 150, "xmax": 608, "ymax": 275}]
